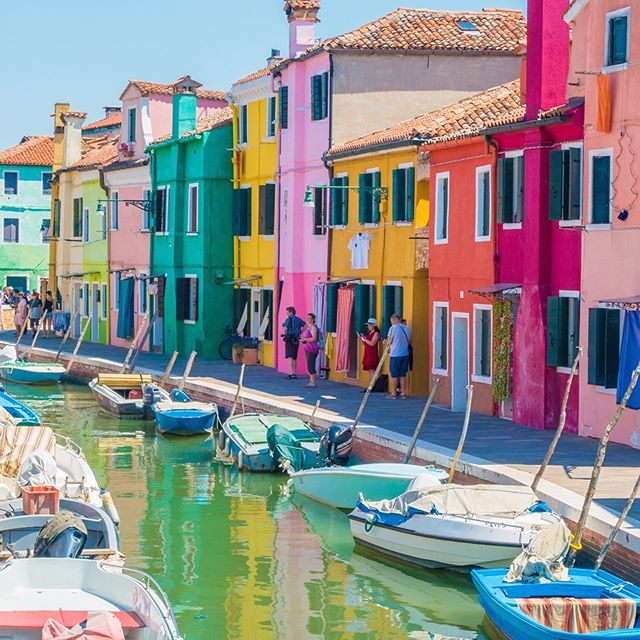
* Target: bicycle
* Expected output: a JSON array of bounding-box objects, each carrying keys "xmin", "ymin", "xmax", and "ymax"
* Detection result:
[{"xmin": 218, "ymin": 326, "xmax": 257, "ymax": 361}]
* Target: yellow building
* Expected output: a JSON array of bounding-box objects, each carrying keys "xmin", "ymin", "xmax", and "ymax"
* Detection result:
[
  {"xmin": 324, "ymin": 129, "xmax": 429, "ymax": 395},
  {"xmin": 228, "ymin": 58, "xmax": 279, "ymax": 367}
]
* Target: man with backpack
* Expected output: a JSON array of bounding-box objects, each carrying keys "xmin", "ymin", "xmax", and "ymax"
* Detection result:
[{"xmin": 384, "ymin": 314, "xmax": 412, "ymax": 399}]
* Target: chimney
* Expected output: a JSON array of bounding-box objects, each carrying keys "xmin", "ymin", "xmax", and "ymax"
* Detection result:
[
  {"xmin": 267, "ymin": 49, "xmax": 283, "ymax": 66},
  {"xmin": 525, "ymin": 0, "xmax": 570, "ymax": 119},
  {"xmin": 283, "ymin": 0, "xmax": 320, "ymax": 59},
  {"xmin": 60, "ymin": 111, "xmax": 86, "ymax": 168},
  {"xmin": 103, "ymin": 106, "xmax": 122, "ymax": 118},
  {"xmin": 51, "ymin": 103, "xmax": 70, "ymax": 171},
  {"xmin": 171, "ymin": 76, "xmax": 202, "ymax": 138}
]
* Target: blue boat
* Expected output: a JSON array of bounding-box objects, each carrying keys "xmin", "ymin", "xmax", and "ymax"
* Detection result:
[
  {"xmin": 0, "ymin": 346, "xmax": 64, "ymax": 386},
  {"xmin": 0, "ymin": 385, "xmax": 40, "ymax": 425},
  {"xmin": 152, "ymin": 389, "xmax": 218, "ymax": 436},
  {"xmin": 472, "ymin": 567, "xmax": 640, "ymax": 639}
]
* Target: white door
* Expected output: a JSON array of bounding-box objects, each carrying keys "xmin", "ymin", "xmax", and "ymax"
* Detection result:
[
  {"xmin": 91, "ymin": 283, "xmax": 99, "ymax": 342},
  {"xmin": 451, "ymin": 314, "xmax": 469, "ymax": 412},
  {"xmin": 73, "ymin": 284, "xmax": 82, "ymax": 337},
  {"xmin": 250, "ymin": 288, "xmax": 261, "ymax": 337}
]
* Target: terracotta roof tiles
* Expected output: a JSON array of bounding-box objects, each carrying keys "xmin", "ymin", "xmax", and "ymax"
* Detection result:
[
  {"xmin": 83, "ymin": 112, "xmax": 122, "ymax": 132},
  {"xmin": 233, "ymin": 64, "xmax": 277, "ymax": 87},
  {"xmin": 284, "ymin": 0, "xmax": 320, "ymax": 10},
  {"xmin": 66, "ymin": 136, "xmax": 119, "ymax": 170},
  {"xmin": 150, "ymin": 107, "xmax": 233, "ymax": 145},
  {"xmin": 123, "ymin": 80, "xmax": 227, "ymax": 102},
  {"xmin": 0, "ymin": 136, "xmax": 54, "ymax": 167}
]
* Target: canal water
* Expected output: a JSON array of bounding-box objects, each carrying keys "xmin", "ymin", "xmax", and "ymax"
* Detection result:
[{"xmin": 8, "ymin": 382, "xmax": 489, "ymax": 640}]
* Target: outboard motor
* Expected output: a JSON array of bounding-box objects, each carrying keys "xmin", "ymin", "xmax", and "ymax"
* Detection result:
[
  {"xmin": 267, "ymin": 424, "xmax": 305, "ymax": 473},
  {"xmin": 143, "ymin": 385, "xmax": 164, "ymax": 407},
  {"xmin": 34, "ymin": 510, "xmax": 87, "ymax": 558},
  {"xmin": 319, "ymin": 424, "xmax": 354, "ymax": 465}
]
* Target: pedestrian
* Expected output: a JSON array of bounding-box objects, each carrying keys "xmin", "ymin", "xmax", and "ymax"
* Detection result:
[
  {"xmin": 383, "ymin": 314, "xmax": 412, "ymax": 399},
  {"xmin": 42, "ymin": 291, "xmax": 54, "ymax": 338},
  {"xmin": 359, "ymin": 318, "xmax": 380, "ymax": 387},
  {"xmin": 281, "ymin": 306, "xmax": 305, "ymax": 379},
  {"xmin": 14, "ymin": 292, "xmax": 27, "ymax": 337},
  {"xmin": 29, "ymin": 291, "xmax": 42, "ymax": 338},
  {"xmin": 300, "ymin": 312, "xmax": 320, "ymax": 388}
]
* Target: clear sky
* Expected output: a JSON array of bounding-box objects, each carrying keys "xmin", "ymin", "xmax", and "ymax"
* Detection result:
[{"xmin": 0, "ymin": 0, "xmax": 526, "ymax": 149}]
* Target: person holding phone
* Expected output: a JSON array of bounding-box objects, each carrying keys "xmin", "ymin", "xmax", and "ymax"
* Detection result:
[{"xmin": 360, "ymin": 318, "xmax": 380, "ymax": 386}]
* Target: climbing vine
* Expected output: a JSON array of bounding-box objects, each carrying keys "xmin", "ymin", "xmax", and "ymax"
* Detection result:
[{"xmin": 493, "ymin": 298, "xmax": 513, "ymax": 404}]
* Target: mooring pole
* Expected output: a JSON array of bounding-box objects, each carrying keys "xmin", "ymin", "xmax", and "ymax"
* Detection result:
[
  {"xmin": 178, "ymin": 351, "xmax": 197, "ymax": 391},
  {"xmin": 128, "ymin": 311, "xmax": 157, "ymax": 373},
  {"xmin": 121, "ymin": 315, "xmax": 148, "ymax": 373},
  {"xmin": 448, "ymin": 384, "xmax": 474, "ymax": 483},
  {"xmin": 230, "ymin": 364, "xmax": 246, "ymax": 417},
  {"xmin": 55, "ymin": 310, "xmax": 80, "ymax": 363},
  {"xmin": 15, "ymin": 306, "xmax": 32, "ymax": 351},
  {"xmin": 65, "ymin": 318, "xmax": 92, "ymax": 375},
  {"xmin": 160, "ymin": 351, "xmax": 179, "ymax": 388},
  {"xmin": 402, "ymin": 378, "xmax": 441, "ymax": 464},
  {"xmin": 352, "ymin": 345, "xmax": 390, "ymax": 431},
  {"xmin": 310, "ymin": 399, "xmax": 321, "ymax": 425},
  {"xmin": 26, "ymin": 311, "xmax": 49, "ymax": 361}
]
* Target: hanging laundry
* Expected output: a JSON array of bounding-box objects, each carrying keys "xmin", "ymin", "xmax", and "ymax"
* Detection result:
[
  {"xmin": 616, "ymin": 310, "xmax": 640, "ymax": 409},
  {"xmin": 597, "ymin": 74, "xmax": 611, "ymax": 133},
  {"xmin": 347, "ymin": 233, "xmax": 372, "ymax": 270},
  {"xmin": 335, "ymin": 287, "xmax": 354, "ymax": 372}
]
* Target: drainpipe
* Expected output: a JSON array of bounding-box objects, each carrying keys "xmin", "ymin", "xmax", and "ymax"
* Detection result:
[{"xmin": 273, "ymin": 70, "xmax": 284, "ymax": 371}]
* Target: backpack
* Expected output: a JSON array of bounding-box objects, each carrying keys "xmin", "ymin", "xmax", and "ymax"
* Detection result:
[
  {"xmin": 317, "ymin": 327, "xmax": 325, "ymax": 350},
  {"xmin": 371, "ymin": 373, "xmax": 389, "ymax": 393}
]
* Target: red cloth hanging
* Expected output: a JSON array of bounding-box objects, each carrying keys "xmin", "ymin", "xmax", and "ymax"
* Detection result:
[
  {"xmin": 335, "ymin": 287, "xmax": 354, "ymax": 373},
  {"xmin": 597, "ymin": 74, "xmax": 612, "ymax": 133}
]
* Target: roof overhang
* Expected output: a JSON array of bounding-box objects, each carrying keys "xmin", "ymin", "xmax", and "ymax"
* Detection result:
[
  {"xmin": 325, "ymin": 137, "xmax": 423, "ymax": 162},
  {"xmin": 564, "ymin": 0, "xmax": 588, "ymax": 24}
]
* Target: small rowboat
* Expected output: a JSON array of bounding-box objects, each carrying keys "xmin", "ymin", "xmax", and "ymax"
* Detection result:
[
  {"xmin": 0, "ymin": 387, "xmax": 40, "ymax": 425},
  {"xmin": 0, "ymin": 346, "xmax": 64, "ymax": 385},
  {"xmin": 152, "ymin": 389, "xmax": 218, "ymax": 436},
  {"xmin": 89, "ymin": 374, "xmax": 170, "ymax": 419}
]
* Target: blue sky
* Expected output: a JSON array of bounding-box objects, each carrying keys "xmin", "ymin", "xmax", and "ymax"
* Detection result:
[{"xmin": 1, "ymin": 0, "xmax": 526, "ymax": 149}]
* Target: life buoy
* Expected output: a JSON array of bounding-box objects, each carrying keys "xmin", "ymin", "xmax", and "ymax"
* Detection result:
[{"xmin": 237, "ymin": 451, "xmax": 244, "ymax": 471}]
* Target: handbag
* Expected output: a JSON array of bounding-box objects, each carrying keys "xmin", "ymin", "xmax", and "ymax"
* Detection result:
[{"xmin": 371, "ymin": 373, "xmax": 389, "ymax": 393}]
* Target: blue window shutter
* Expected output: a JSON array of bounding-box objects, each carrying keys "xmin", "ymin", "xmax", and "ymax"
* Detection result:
[
  {"xmin": 496, "ymin": 158, "xmax": 506, "ymax": 223},
  {"xmin": 394, "ymin": 286, "xmax": 403, "ymax": 319},
  {"xmin": 358, "ymin": 174, "xmax": 369, "ymax": 223},
  {"xmin": 311, "ymin": 75, "xmax": 321, "ymax": 121},
  {"xmin": 392, "ymin": 169, "xmax": 403, "ymax": 221},
  {"xmin": 321, "ymin": 72, "xmax": 329, "ymax": 119},
  {"xmin": 588, "ymin": 308, "xmax": 606, "ymax": 386},
  {"xmin": 330, "ymin": 177, "xmax": 340, "ymax": 226},
  {"xmin": 340, "ymin": 176, "xmax": 349, "ymax": 225},
  {"xmin": 609, "ymin": 16, "xmax": 628, "ymax": 66},
  {"xmin": 279, "ymin": 86, "xmax": 289, "ymax": 129},
  {"xmin": 549, "ymin": 149, "xmax": 567, "ymax": 221},
  {"xmin": 592, "ymin": 156, "xmax": 611, "ymax": 224},
  {"xmin": 406, "ymin": 167, "xmax": 415, "ymax": 222},
  {"xmin": 546, "ymin": 297, "xmax": 562, "ymax": 367},
  {"xmin": 604, "ymin": 309, "xmax": 621, "ymax": 388},
  {"xmin": 371, "ymin": 172, "xmax": 381, "ymax": 223},
  {"xmin": 568, "ymin": 147, "xmax": 582, "ymax": 221}
]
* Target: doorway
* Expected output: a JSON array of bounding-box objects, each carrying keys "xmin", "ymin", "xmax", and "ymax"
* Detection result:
[
  {"xmin": 73, "ymin": 284, "xmax": 82, "ymax": 337},
  {"xmin": 91, "ymin": 283, "xmax": 100, "ymax": 342},
  {"xmin": 347, "ymin": 304, "xmax": 358, "ymax": 380},
  {"xmin": 451, "ymin": 313, "xmax": 469, "ymax": 412},
  {"xmin": 250, "ymin": 288, "xmax": 261, "ymax": 337}
]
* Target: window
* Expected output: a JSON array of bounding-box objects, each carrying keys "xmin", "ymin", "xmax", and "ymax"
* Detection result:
[
  {"xmin": 110, "ymin": 192, "xmax": 119, "ymax": 230},
  {"xmin": 547, "ymin": 294, "xmax": 580, "ymax": 368},
  {"xmin": 101, "ymin": 283, "xmax": 108, "ymax": 319},
  {"xmin": 313, "ymin": 186, "xmax": 327, "ymax": 235},
  {"xmin": 260, "ymin": 288, "xmax": 273, "ymax": 341},
  {"xmin": 187, "ymin": 184, "xmax": 198, "ymax": 234},
  {"xmin": 233, "ymin": 287, "xmax": 250, "ymax": 332},
  {"xmin": 355, "ymin": 284, "xmax": 377, "ymax": 335},
  {"xmin": 434, "ymin": 172, "xmax": 449, "ymax": 243},
  {"xmin": 41, "ymin": 219, "xmax": 51, "ymax": 243},
  {"xmin": 473, "ymin": 306, "xmax": 492, "ymax": 380},
  {"xmin": 83, "ymin": 283, "xmax": 90, "ymax": 317},
  {"xmin": 258, "ymin": 183, "xmax": 275, "ymax": 235},
  {"xmin": 433, "ymin": 303, "xmax": 449, "ymax": 373},
  {"xmin": 3, "ymin": 218, "xmax": 19, "ymax": 243},
  {"xmin": 6, "ymin": 276, "xmax": 27, "ymax": 292},
  {"xmin": 3, "ymin": 171, "xmax": 18, "ymax": 195},
  {"xmin": 52, "ymin": 199, "xmax": 61, "ymax": 238},
  {"xmin": 139, "ymin": 276, "xmax": 148, "ymax": 314},
  {"xmin": 549, "ymin": 147, "xmax": 582, "ymax": 221},
  {"xmin": 311, "ymin": 72, "xmax": 329, "ymax": 121},
  {"xmin": 100, "ymin": 204, "xmax": 107, "ymax": 240},
  {"xmin": 239, "ymin": 105, "xmax": 248, "ymax": 144},
  {"xmin": 497, "ymin": 155, "xmax": 524, "ymax": 224},
  {"xmin": 233, "ymin": 187, "xmax": 251, "ymax": 236},
  {"xmin": 475, "ymin": 166, "xmax": 491, "ymax": 240},
  {"xmin": 588, "ymin": 307, "xmax": 621, "ymax": 388},
  {"xmin": 330, "ymin": 176, "xmax": 348, "ymax": 226},
  {"xmin": 267, "ymin": 96, "xmax": 277, "ymax": 138},
  {"xmin": 279, "ymin": 86, "xmax": 289, "ymax": 129},
  {"xmin": 456, "ymin": 20, "xmax": 480, "ymax": 32},
  {"xmin": 113, "ymin": 274, "xmax": 120, "ymax": 310},
  {"xmin": 127, "ymin": 108, "xmax": 136, "ymax": 143},
  {"xmin": 72, "ymin": 197, "xmax": 83, "ymax": 238},
  {"xmin": 176, "ymin": 276, "xmax": 198, "ymax": 323},
  {"xmin": 392, "ymin": 166, "xmax": 415, "ymax": 223},
  {"xmin": 155, "ymin": 187, "xmax": 168, "ymax": 233},
  {"xmin": 590, "ymin": 151, "xmax": 612, "ymax": 225},
  {"xmin": 358, "ymin": 171, "xmax": 381, "ymax": 224},
  {"xmin": 382, "ymin": 284, "xmax": 403, "ymax": 336},
  {"xmin": 82, "ymin": 208, "xmax": 89, "ymax": 242},
  {"xmin": 142, "ymin": 189, "xmax": 151, "ymax": 231},
  {"xmin": 605, "ymin": 9, "xmax": 629, "ymax": 68},
  {"xmin": 42, "ymin": 172, "xmax": 52, "ymax": 195}
]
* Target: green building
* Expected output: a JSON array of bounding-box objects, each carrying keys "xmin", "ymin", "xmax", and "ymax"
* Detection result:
[
  {"xmin": 147, "ymin": 77, "xmax": 234, "ymax": 359},
  {"xmin": 0, "ymin": 136, "xmax": 53, "ymax": 294}
]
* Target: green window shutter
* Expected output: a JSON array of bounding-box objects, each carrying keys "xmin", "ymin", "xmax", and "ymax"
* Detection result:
[
  {"xmin": 264, "ymin": 183, "xmax": 275, "ymax": 235},
  {"xmin": 481, "ymin": 310, "xmax": 491, "ymax": 376},
  {"xmin": 244, "ymin": 188, "xmax": 252, "ymax": 236},
  {"xmin": 340, "ymin": 176, "xmax": 349, "ymax": 225},
  {"xmin": 516, "ymin": 155, "xmax": 525, "ymax": 223},
  {"xmin": 392, "ymin": 169, "xmax": 404, "ymax": 221},
  {"xmin": 371, "ymin": 172, "xmax": 381, "ymax": 223},
  {"xmin": 481, "ymin": 170, "xmax": 490, "ymax": 235},
  {"xmin": 358, "ymin": 173, "xmax": 369, "ymax": 223},
  {"xmin": 549, "ymin": 149, "xmax": 567, "ymax": 221},
  {"xmin": 175, "ymin": 278, "xmax": 188, "ymax": 321},
  {"xmin": 367, "ymin": 284, "xmax": 376, "ymax": 320},
  {"xmin": 546, "ymin": 297, "xmax": 562, "ymax": 367},
  {"xmin": 261, "ymin": 289, "xmax": 274, "ymax": 341},
  {"xmin": 406, "ymin": 167, "xmax": 415, "ymax": 222},
  {"xmin": 382, "ymin": 286, "xmax": 394, "ymax": 336},
  {"xmin": 311, "ymin": 75, "xmax": 321, "ymax": 121},
  {"xmin": 279, "ymin": 86, "xmax": 288, "ymax": 129},
  {"xmin": 313, "ymin": 188, "xmax": 326, "ymax": 235},
  {"xmin": 568, "ymin": 147, "xmax": 582, "ymax": 221},
  {"xmin": 233, "ymin": 189, "xmax": 250, "ymax": 236},
  {"xmin": 53, "ymin": 200, "xmax": 60, "ymax": 237},
  {"xmin": 330, "ymin": 177, "xmax": 341, "ymax": 226},
  {"xmin": 394, "ymin": 287, "xmax": 404, "ymax": 319},
  {"xmin": 500, "ymin": 157, "xmax": 515, "ymax": 223},
  {"xmin": 592, "ymin": 155, "xmax": 611, "ymax": 224},
  {"xmin": 258, "ymin": 185, "xmax": 267, "ymax": 234},
  {"xmin": 321, "ymin": 72, "xmax": 329, "ymax": 119},
  {"xmin": 325, "ymin": 284, "xmax": 338, "ymax": 333},
  {"xmin": 354, "ymin": 284, "xmax": 370, "ymax": 335},
  {"xmin": 609, "ymin": 16, "xmax": 628, "ymax": 66},
  {"xmin": 588, "ymin": 308, "xmax": 606, "ymax": 386},
  {"xmin": 496, "ymin": 158, "xmax": 506, "ymax": 223},
  {"xmin": 604, "ymin": 309, "xmax": 621, "ymax": 388}
]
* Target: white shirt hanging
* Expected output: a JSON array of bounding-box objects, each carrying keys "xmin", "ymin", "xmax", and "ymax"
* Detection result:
[{"xmin": 348, "ymin": 233, "xmax": 372, "ymax": 270}]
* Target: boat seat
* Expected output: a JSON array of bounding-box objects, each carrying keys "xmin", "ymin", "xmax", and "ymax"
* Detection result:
[
  {"xmin": 0, "ymin": 610, "xmax": 145, "ymax": 628},
  {"xmin": 517, "ymin": 597, "xmax": 637, "ymax": 633}
]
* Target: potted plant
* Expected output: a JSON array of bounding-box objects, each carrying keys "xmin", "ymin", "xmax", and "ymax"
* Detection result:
[
  {"xmin": 231, "ymin": 342, "xmax": 244, "ymax": 364},
  {"xmin": 241, "ymin": 337, "xmax": 259, "ymax": 366}
]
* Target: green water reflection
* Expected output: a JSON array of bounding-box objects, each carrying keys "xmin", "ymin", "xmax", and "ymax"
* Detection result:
[{"xmin": 6, "ymin": 382, "xmax": 487, "ymax": 640}]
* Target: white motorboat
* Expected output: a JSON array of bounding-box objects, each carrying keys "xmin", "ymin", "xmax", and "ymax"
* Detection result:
[
  {"xmin": 349, "ymin": 483, "xmax": 563, "ymax": 570},
  {"xmin": 89, "ymin": 374, "xmax": 170, "ymax": 419},
  {"xmin": 290, "ymin": 463, "xmax": 448, "ymax": 510},
  {"xmin": 0, "ymin": 558, "xmax": 182, "ymax": 638}
]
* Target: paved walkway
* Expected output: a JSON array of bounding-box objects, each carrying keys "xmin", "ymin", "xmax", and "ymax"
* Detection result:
[{"xmin": 3, "ymin": 330, "xmax": 640, "ymax": 520}]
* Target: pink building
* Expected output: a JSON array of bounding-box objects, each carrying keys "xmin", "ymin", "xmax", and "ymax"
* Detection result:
[
  {"xmin": 103, "ymin": 79, "xmax": 225, "ymax": 349},
  {"xmin": 566, "ymin": 1, "xmax": 640, "ymax": 446},
  {"xmin": 482, "ymin": 0, "xmax": 585, "ymax": 432}
]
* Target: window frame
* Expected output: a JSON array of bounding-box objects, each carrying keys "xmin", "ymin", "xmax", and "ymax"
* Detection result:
[
  {"xmin": 41, "ymin": 218, "xmax": 51, "ymax": 244},
  {"xmin": 432, "ymin": 302, "xmax": 449, "ymax": 375},
  {"xmin": 330, "ymin": 173, "xmax": 349, "ymax": 228},
  {"xmin": 155, "ymin": 185, "xmax": 169, "ymax": 235},
  {"xmin": 239, "ymin": 104, "xmax": 248, "ymax": 145},
  {"xmin": 112, "ymin": 273, "xmax": 120, "ymax": 311},
  {"xmin": 588, "ymin": 148, "xmax": 613, "ymax": 228},
  {"xmin": 266, "ymin": 96, "xmax": 277, "ymax": 139},
  {"xmin": 553, "ymin": 143, "xmax": 583, "ymax": 228},
  {"xmin": 498, "ymin": 151, "xmax": 524, "ymax": 229},
  {"xmin": 311, "ymin": 71, "xmax": 329, "ymax": 122},
  {"xmin": 184, "ymin": 274, "xmax": 198, "ymax": 324},
  {"xmin": 82, "ymin": 207, "xmax": 90, "ymax": 243},
  {"xmin": 312, "ymin": 185, "xmax": 327, "ymax": 236},
  {"xmin": 603, "ymin": 7, "xmax": 630, "ymax": 72},
  {"xmin": 258, "ymin": 181, "xmax": 276, "ymax": 237},
  {"xmin": 3, "ymin": 171, "xmax": 18, "ymax": 196},
  {"xmin": 475, "ymin": 165, "xmax": 492, "ymax": 241},
  {"xmin": 127, "ymin": 107, "xmax": 137, "ymax": 143},
  {"xmin": 434, "ymin": 172, "xmax": 450, "ymax": 244},
  {"xmin": 547, "ymin": 290, "xmax": 581, "ymax": 371},
  {"xmin": 110, "ymin": 191, "xmax": 119, "ymax": 231},
  {"xmin": 392, "ymin": 162, "xmax": 415, "ymax": 225},
  {"xmin": 2, "ymin": 217, "xmax": 20, "ymax": 243},
  {"xmin": 141, "ymin": 189, "xmax": 151, "ymax": 232},
  {"xmin": 233, "ymin": 185, "xmax": 252, "ymax": 239},
  {"xmin": 41, "ymin": 171, "xmax": 52, "ymax": 195},
  {"xmin": 279, "ymin": 85, "xmax": 289, "ymax": 130},
  {"xmin": 72, "ymin": 197, "xmax": 83, "ymax": 239},
  {"xmin": 101, "ymin": 283, "xmax": 108, "ymax": 320},
  {"xmin": 588, "ymin": 303, "xmax": 623, "ymax": 392},
  {"xmin": 187, "ymin": 183, "xmax": 199, "ymax": 235},
  {"xmin": 472, "ymin": 304, "xmax": 493, "ymax": 383}
]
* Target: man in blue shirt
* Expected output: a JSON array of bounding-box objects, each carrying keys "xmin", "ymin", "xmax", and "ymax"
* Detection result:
[
  {"xmin": 282, "ymin": 306, "xmax": 305, "ymax": 379},
  {"xmin": 384, "ymin": 314, "xmax": 411, "ymax": 398}
]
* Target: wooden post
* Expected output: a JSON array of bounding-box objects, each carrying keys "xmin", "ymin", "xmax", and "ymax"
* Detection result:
[
  {"xmin": 55, "ymin": 310, "xmax": 80, "ymax": 363},
  {"xmin": 160, "ymin": 351, "xmax": 179, "ymax": 387},
  {"xmin": 310, "ymin": 399, "xmax": 321, "ymax": 425},
  {"xmin": 178, "ymin": 350, "xmax": 197, "ymax": 391},
  {"xmin": 26, "ymin": 311, "xmax": 49, "ymax": 361},
  {"xmin": 569, "ymin": 359, "xmax": 640, "ymax": 564},
  {"xmin": 15, "ymin": 306, "xmax": 32, "ymax": 350},
  {"xmin": 352, "ymin": 345, "xmax": 390, "ymax": 431},
  {"xmin": 402, "ymin": 378, "xmax": 441, "ymax": 464},
  {"xmin": 230, "ymin": 364, "xmax": 246, "ymax": 417},
  {"xmin": 595, "ymin": 472, "xmax": 640, "ymax": 570},
  {"xmin": 127, "ymin": 311, "xmax": 157, "ymax": 373},
  {"xmin": 121, "ymin": 315, "xmax": 148, "ymax": 373},
  {"xmin": 448, "ymin": 384, "xmax": 474, "ymax": 483},
  {"xmin": 65, "ymin": 318, "xmax": 91, "ymax": 375},
  {"xmin": 532, "ymin": 347, "xmax": 582, "ymax": 492}
]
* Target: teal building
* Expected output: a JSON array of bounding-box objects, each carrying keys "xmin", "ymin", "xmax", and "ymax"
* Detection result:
[
  {"xmin": 147, "ymin": 77, "xmax": 234, "ymax": 359},
  {"xmin": 0, "ymin": 136, "xmax": 53, "ymax": 293}
]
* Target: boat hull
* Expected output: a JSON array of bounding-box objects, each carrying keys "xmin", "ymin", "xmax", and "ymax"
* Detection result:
[
  {"xmin": 155, "ymin": 409, "xmax": 216, "ymax": 436},
  {"xmin": 0, "ymin": 363, "xmax": 65, "ymax": 385},
  {"xmin": 0, "ymin": 390, "xmax": 40, "ymax": 425},
  {"xmin": 89, "ymin": 381, "xmax": 151, "ymax": 420},
  {"xmin": 291, "ymin": 463, "xmax": 447, "ymax": 510}
]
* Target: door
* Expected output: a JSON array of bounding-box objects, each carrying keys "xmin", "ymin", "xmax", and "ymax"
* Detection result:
[
  {"xmin": 73, "ymin": 284, "xmax": 82, "ymax": 337},
  {"xmin": 451, "ymin": 314, "xmax": 469, "ymax": 412},
  {"xmin": 250, "ymin": 288, "xmax": 261, "ymax": 337},
  {"xmin": 91, "ymin": 283, "xmax": 99, "ymax": 342}
]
